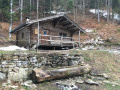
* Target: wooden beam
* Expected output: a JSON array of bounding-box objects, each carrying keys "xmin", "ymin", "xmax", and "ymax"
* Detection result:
[
  {"xmin": 54, "ymin": 17, "xmax": 63, "ymax": 28},
  {"xmin": 66, "ymin": 24, "xmax": 74, "ymax": 27},
  {"xmin": 69, "ymin": 27, "xmax": 77, "ymax": 31},
  {"xmin": 64, "ymin": 15, "xmax": 85, "ymax": 33},
  {"xmin": 67, "ymin": 26, "xmax": 75, "ymax": 29},
  {"xmin": 60, "ymin": 20, "xmax": 68, "ymax": 24},
  {"xmin": 62, "ymin": 23, "xmax": 72, "ymax": 26}
]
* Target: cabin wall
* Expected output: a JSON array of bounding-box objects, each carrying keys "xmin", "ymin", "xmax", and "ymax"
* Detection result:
[
  {"xmin": 16, "ymin": 27, "xmax": 30, "ymax": 47},
  {"xmin": 31, "ymin": 21, "xmax": 71, "ymax": 44},
  {"xmin": 16, "ymin": 21, "xmax": 73, "ymax": 47},
  {"xmin": 40, "ymin": 21, "xmax": 71, "ymax": 37}
]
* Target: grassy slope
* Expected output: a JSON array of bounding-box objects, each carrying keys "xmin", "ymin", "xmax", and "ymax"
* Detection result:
[
  {"xmin": 70, "ymin": 50, "xmax": 120, "ymax": 81},
  {"xmin": 70, "ymin": 50, "xmax": 120, "ymax": 90}
]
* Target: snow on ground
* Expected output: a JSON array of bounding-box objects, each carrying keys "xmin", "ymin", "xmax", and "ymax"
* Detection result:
[
  {"xmin": 47, "ymin": 10, "xmax": 71, "ymax": 15},
  {"xmin": 89, "ymin": 9, "xmax": 120, "ymax": 21},
  {"xmin": 0, "ymin": 46, "xmax": 28, "ymax": 51},
  {"xmin": 108, "ymin": 50, "xmax": 120, "ymax": 55},
  {"xmin": 85, "ymin": 29, "xmax": 94, "ymax": 33}
]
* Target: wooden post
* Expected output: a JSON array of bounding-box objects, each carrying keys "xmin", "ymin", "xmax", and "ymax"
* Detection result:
[
  {"xmin": 29, "ymin": 29, "xmax": 31, "ymax": 50},
  {"xmin": 73, "ymin": 42, "xmax": 75, "ymax": 48},
  {"xmin": 50, "ymin": 36, "xmax": 52, "ymax": 44},
  {"xmin": 37, "ymin": 22, "xmax": 40, "ymax": 45},
  {"xmin": 37, "ymin": 0, "xmax": 39, "ymax": 52},
  {"xmin": 61, "ymin": 36, "xmax": 63, "ymax": 47},
  {"xmin": 79, "ymin": 30, "xmax": 81, "ymax": 47}
]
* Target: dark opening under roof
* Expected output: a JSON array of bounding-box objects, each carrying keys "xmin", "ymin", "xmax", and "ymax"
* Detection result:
[{"xmin": 11, "ymin": 14, "xmax": 85, "ymax": 33}]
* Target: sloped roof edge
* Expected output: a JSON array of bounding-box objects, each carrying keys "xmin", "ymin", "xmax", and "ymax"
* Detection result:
[{"xmin": 11, "ymin": 14, "xmax": 85, "ymax": 33}]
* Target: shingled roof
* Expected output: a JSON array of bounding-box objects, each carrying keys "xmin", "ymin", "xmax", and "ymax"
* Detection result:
[{"xmin": 11, "ymin": 14, "xmax": 85, "ymax": 33}]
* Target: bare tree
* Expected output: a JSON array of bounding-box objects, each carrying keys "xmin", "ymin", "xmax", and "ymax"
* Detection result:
[
  {"xmin": 107, "ymin": 0, "xmax": 110, "ymax": 22},
  {"xmin": 20, "ymin": 0, "xmax": 23, "ymax": 24},
  {"xmin": 82, "ymin": 0, "xmax": 85, "ymax": 15},
  {"xmin": 50, "ymin": 0, "xmax": 52, "ymax": 13},
  {"xmin": 37, "ymin": 0, "xmax": 39, "ymax": 19},
  {"xmin": 97, "ymin": 0, "xmax": 100, "ymax": 22},
  {"xmin": 73, "ymin": 0, "xmax": 76, "ymax": 21},
  {"xmin": 37, "ymin": 0, "xmax": 40, "ymax": 45},
  {"xmin": 30, "ymin": 0, "xmax": 32, "ymax": 18},
  {"xmin": 9, "ymin": 0, "xmax": 13, "ymax": 38}
]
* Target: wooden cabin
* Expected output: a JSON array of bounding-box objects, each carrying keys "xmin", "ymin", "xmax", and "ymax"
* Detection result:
[{"xmin": 11, "ymin": 14, "xmax": 85, "ymax": 49}]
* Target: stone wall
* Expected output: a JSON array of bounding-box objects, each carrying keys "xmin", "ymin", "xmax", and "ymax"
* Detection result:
[{"xmin": 0, "ymin": 52, "xmax": 84, "ymax": 81}]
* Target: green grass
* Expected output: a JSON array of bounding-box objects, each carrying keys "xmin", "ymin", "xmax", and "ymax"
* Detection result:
[
  {"xmin": 0, "ymin": 50, "xmax": 36, "ymax": 54},
  {"xmin": 104, "ymin": 83, "xmax": 120, "ymax": 90}
]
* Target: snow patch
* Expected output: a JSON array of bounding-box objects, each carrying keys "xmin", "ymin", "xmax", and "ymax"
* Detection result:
[
  {"xmin": 85, "ymin": 29, "xmax": 94, "ymax": 33},
  {"xmin": 89, "ymin": 9, "xmax": 120, "ymax": 21},
  {"xmin": 0, "ymin": 46, "xmax": 28, "ymax": 51}
]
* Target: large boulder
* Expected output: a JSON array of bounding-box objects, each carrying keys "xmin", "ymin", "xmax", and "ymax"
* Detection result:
[
  {"xmin": 0, "ymin": 72, "xmax": 6, "ymax": 81},
  {"xmin": 8, "ymin": 68, "xmax": 29, "ymax": 82}
]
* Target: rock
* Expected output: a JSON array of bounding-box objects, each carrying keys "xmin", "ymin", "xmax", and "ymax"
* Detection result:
[
  {"xmin": 78, "ymin": 57, "xmax": 84, "ymax": 64},
  {"xmin": 102, "ymin": 73, "xmax": 110, "ymax": 79},
  {"xmin": 55, "ymin": 81, "xmax": 79, "ymax": 90},
  {"xmin": 12, "ymin": 67, "xmax": 19, "ymax": 72},
  {"xmin": 97, "ymin": 77, "xmax": 106, "ymax": 80},
  {"xmin": 2, "ymin": 83, "xmax": 7, "ymax": 87},
  {"xmin": 23, "ymin": 80, "xmax": 32, "ymax": 84},
  {"xmin": 90, "ymin": 69, "xmax": 103, "ymax": 76},
  {"xmin": 0, "ymin": 72, "xmax": 6, "ymax": 81},
  {"xmin": 8, "ymin": 68, "xmax": 28, "ymax": 82},
  {"xmin": 76, "ymin": 79, "xmax": 84, "ymax": 84},
  {"xmin": 21, "ymin": 80, "xmax": 37, "ymax": 89},
  {"xmin": 8, "ymin": 85, "xmax": 18, "ymax": 89},
  {"xmin": 71, "ymin": 61, "xmax": 79, "ymax": 66},
  {"xmin": 7, "ymin": 80, "xmax": 12, "ymax": 84},
  {"xmin": 103, "ymin": 80, "xmax": 120, "ymax": 86},
  {"xmin": 85, "ymin": 79, "xmax": 99, "ymax": 85}
]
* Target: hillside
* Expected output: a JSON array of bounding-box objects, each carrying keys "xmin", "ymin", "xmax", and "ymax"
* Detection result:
[
  {"xmin": 0, "ymin": 13, "xmax": 120, "ymax": 46},
  {"xmin": 70, "ymin": 13, "xmax": 120, "ymax": 44},
  {"xmin": 0, "ymin": 22, "xmax": 17, "ymax": 46}
]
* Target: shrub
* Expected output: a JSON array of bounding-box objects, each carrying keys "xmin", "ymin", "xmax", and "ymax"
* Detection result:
[{"xmin": 117, "ymin": 28, "xmax": 120, "ymax": 32}]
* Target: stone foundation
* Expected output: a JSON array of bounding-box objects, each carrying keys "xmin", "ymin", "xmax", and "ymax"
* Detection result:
[{"xmin": 0, "ymin": 52, "xmax": 84, "ymax": 81}]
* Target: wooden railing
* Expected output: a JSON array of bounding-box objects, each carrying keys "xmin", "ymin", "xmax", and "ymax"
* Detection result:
[{"xmin": 39, "ymin": 34, "xmax": 79, "ymax": 47}]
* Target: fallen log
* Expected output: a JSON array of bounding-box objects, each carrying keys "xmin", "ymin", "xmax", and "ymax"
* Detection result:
[{"xmin": 32, "ymin": 64, "xmax": 91, "ymax": 83}]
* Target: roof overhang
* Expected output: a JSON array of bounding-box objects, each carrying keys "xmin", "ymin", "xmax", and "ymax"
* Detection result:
[{"xmin": 10, "ymin": 14, "xmax": 85, "ymax": 33}]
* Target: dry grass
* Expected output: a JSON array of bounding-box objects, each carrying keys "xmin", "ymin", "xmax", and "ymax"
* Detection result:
[{"xmin": 70, "ymin": 50, "xmax": 120, "ymax": 81}]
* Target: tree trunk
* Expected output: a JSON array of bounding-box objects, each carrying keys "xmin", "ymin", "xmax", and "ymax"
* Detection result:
[
  {"xmin": 50, "ymin": 0, "xmax": 52, "ymax": 14},
  {"xmin": 30, "ymin": 0, "xmax": 31, "ymax": 18},
  {"xmin": 9, "ymin": 0, "xmax": 13, "ymax": 38},
  {"xmin": 37, "ymin": 0, "xmax": 39, "ymax": 19},
  {"xmin": 97, "ymin": 0, "xmax": 100, "ymax": 22},
  {"xmin": 32, "ymin": 64, "xmax": 91, "ymax": 83},
  {"xmin": 20, "ymin": 0, "xmax": 23, "ymax": 24},
  {"xmin": 82, "ymin": 0, "xmax": 85, "ymax": 15}
]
